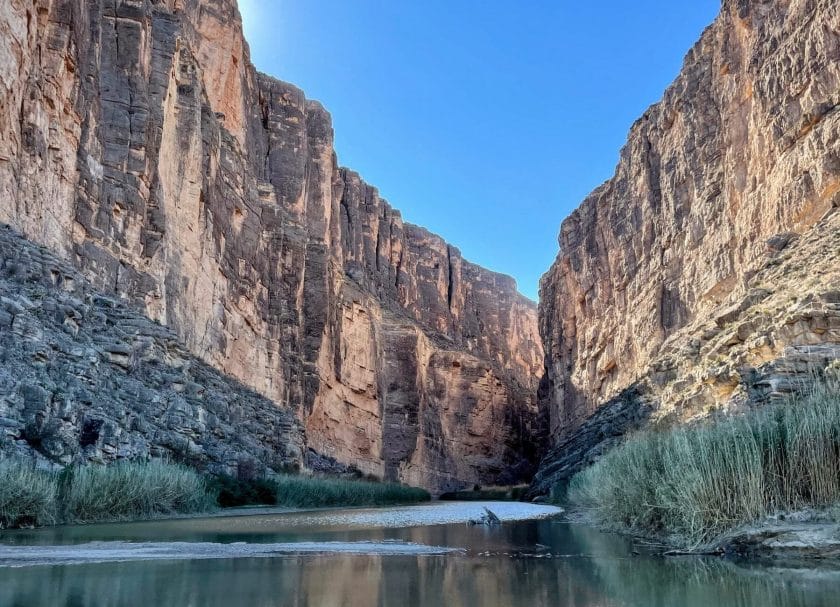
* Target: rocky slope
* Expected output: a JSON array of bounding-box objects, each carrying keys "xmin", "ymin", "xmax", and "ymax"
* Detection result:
[
  {"xmin": 0, "ymin": 0, "xmax": 543, "ymax": 493},
  {"xmin": 0, "ymin": 224, "xmax": 303, "ymax": 476},
  {"xmin": 535, "ymin": 0, "xmax": 840, "ymax": 493}
]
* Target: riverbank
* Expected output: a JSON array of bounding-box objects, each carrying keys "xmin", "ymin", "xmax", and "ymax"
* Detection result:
[
  {"xmin": 710, "ymin": 505, "xmax": 840, "ymax": 560},
  {"xmin": 0, "ymin": 501, "xmax": 565, "ymax": 565},
  {"xmin": 1, "ymin": 501, "xmax": 564, "ymax": 543},
  {"xmin": 0, "ymin": 459, "xmax": 429, "ymax": 530},
  {"xmin": 562, "ymin": 373, "xmax": 840, "ymax": 557},
  {"xmin": 561, "ymin": 504, "xmax": 840, "ymax": 561},
  {"xmin": 1, "ymin": 502, "xmax": 836, "ymax": 607}
]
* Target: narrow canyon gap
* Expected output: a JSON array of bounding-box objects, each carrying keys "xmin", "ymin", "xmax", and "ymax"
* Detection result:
[{"xmin": 2, "ymin": 0, "xmax": 838, "ymax": 500}]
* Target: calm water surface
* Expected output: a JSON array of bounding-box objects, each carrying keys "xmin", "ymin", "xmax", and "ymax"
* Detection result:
[{"xmin": 0, "ymin": 502, "xmax": 838, "ymax": 606}]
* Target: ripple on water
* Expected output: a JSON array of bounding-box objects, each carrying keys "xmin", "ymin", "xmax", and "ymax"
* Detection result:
[{"xmin": 0, "ymin": 540, "xmax": 465, "ymax": 568}]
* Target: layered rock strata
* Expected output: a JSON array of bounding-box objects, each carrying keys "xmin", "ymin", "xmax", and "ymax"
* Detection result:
[
  {"xmin": 0, "ymin": 1, "xmax": 543, "ymax": 492},
  {"xmin": 536, "ymin": 0, "xmax": 840, "ymax": 491}
]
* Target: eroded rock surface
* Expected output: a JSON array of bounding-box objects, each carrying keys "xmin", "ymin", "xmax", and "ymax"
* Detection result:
[
  {"xmin": 0, "ymin": 225, "xmax": 303, "ymax": 476},
  {"xmin": 536, "ymin": 0, "xmax": 840, "ymax": 490},
  {"xmin": 0, "ymin": 0, "xmax": 543, "ymax": 492}
]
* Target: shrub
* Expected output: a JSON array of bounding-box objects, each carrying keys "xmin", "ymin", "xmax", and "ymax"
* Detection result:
[
  {"xmin": 0, "ymin": 461, "xmax": 57, "ymax": 528},
  {"xmin": 62, "ymin": 460, "xmax": 211, "ymax": 523},
  {"xmin": 204, "ymin": 472, "xmax": 430, "ymax": 508},
  {"xmin": 439, "ymin": 485, "xmax": 529, "ymax": 501},
  {"xmin": 568, "ymin": 375, "xmax": 840, "ymax": 547},
  {"xmin": 206, "ymin": 474, "xmax": 278, "ymax": 508},
  {"xmin": 273, "ymin": 475, "xmax": 430, "ymax": 507}
]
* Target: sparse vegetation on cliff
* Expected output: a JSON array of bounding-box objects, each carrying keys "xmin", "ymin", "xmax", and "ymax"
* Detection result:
[{"xmin": 568, "ymin": 375, "xmax": 840, "ymax": 547}]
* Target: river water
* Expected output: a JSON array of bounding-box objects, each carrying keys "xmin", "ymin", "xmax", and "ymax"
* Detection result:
[{"xmin": 0, "ymin": 502, "xmax": 837, "ymax": 606}]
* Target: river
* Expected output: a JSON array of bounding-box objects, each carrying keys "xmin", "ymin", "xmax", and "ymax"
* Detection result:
[{"xmin": 0, "ymin": 502, "xmax": 837, "ymax": 606}]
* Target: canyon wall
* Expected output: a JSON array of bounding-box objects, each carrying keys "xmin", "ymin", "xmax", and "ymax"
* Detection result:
[
  {"xmin": 534, "ymin": 0, "xmax": 840, "ymax": 493},
  {"xmin": 0, "ymin": 225, "xmax": 304, "ymax": 475},
  {"xmin": 0, "ymin": 0, "xmax": 543, "ymax": 492}
]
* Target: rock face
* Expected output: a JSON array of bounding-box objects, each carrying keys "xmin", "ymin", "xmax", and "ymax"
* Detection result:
[
  {"xmin": 721, "ymin": 518, "xmax": 840, "ymax": 560},
  {"xmin": 0, "ymin": 225, "xmax": 303, "ymax": 476},
  {"xmin": 0, "ymin": 1, "xmax": 543, "ymax": 493},
  {"xmin": 536, "ymin": 0, "xmax": 840, "ymax": 490}
]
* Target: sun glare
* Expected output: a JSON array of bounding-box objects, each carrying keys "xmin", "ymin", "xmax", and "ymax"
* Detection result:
[{"xmin": 237, "ymin": 0, "xmax": 259, "ymax": 39}]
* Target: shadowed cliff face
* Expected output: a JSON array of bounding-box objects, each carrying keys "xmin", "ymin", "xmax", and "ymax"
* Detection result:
[
  {"xmin": 0, "ymin": 0, "xmax": 544, "ymax": 493},
  {"xmin": 0, "ymin": 225, "xmax": 305, "ymax": 475},
  {"xmin": 535, "ymin": 0, "xmax": 840, "ymax": 491}
]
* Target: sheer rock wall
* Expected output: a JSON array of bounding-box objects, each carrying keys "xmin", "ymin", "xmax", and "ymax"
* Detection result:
[
  {"xmin": 535, "ymin": 0, "xmax": 840, "ymax": 491},
  {"xmin": 0, "ymin": 0, "xmax": 543, "ymax": 492}
]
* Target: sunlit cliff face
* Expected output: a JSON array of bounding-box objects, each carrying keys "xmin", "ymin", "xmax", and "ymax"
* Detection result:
[
  {"xmin": 0, "ymin": 0, "xmax": 543, "ymax": 492},
  {"xmin": 533, "ymin": 0, "xmax": 840, "ymax": 493}
]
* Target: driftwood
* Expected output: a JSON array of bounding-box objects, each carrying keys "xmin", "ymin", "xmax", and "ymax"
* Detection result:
[{"xmin": 468, "ymin": 507, "xmax": 502, "ymax": 526}]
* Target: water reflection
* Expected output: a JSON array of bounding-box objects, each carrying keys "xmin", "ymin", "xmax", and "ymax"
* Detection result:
[
  {"xmin": 1, "ymin": 512, "xmax": 838, "ymax": 606},
  {"xmin": 0, "ymin": 554, "xmax": 611, "ymax": 607}
]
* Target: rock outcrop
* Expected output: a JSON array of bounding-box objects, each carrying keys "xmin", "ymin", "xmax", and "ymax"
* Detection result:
[
  {"xmin": 0, "ymin": 224, "xmax": 303, "ymax": 476},
  {"xmin": 535, "ymin": 0, "xmax": 840, "ymax": 492},
  {"xmin": 0, "ymin": 0, "xmax": 543, "ymax": 493}
]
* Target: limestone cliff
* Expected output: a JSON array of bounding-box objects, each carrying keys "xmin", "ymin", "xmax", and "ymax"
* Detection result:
[
  {"xmin": 0, "ymin": 0, "xmax": 543, "ymax": 492},
  {"xmin": 534, "ymin": 0, "xmax": 840, "ymax": 493}
]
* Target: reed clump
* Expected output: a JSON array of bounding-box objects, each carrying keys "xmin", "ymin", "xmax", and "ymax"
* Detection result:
[
  {"xmin": 62, "ymin": 460, "xmax": 211, "ymax": 523},
  {"xmin": 0, "ymin": 461, "xmax": 58, "ymax": 528},
  {"xmin": 273, "ymin": 475, "xmax": 431, "ymax": 507},
  {"xmin": 0, "ymin": 456, "xmax": 432, "ymax": 530},
  {"xmin": 568, "ymin": 375, "xmax": 840, "ymax": 546},
  {"xmin": 0, "ymin": 459, "xmax": 209, "ymax": 528}
]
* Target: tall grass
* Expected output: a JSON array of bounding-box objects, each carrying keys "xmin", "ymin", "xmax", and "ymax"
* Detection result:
[
  {"xmin": 0, "ymin": 459, "xmax": 431, "ymax": 529},
  {"xmin": 0, "ymin": 460, "xmax": 209, "ymax": 528},
  {"xmin": 63, "ymin": 461, "xmax": 211, "ymax": 522},
  {"xmin": 569, "ymin": 376, "xmax": 840, "ymax": 546},
  {"xmin": 0, "ymin": 461, "xmax": 57, "ymax": 528},
  {"xmin": 273, "ymin": 475, "xmax": 430, "ymax": 507}
]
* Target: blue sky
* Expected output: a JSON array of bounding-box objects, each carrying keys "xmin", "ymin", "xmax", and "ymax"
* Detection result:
[{"xmin": 238, "ymin": 1, "xmax": 720, "ymax": 300}]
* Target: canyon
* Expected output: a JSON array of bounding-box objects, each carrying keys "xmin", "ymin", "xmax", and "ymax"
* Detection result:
[
  {"xmin": 0, "ymin": 0, "xmax": 542, "ymax": 493},
  {"xmin": 1, "ymin": 0, "xmax": 838, "ymax": 499}
]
